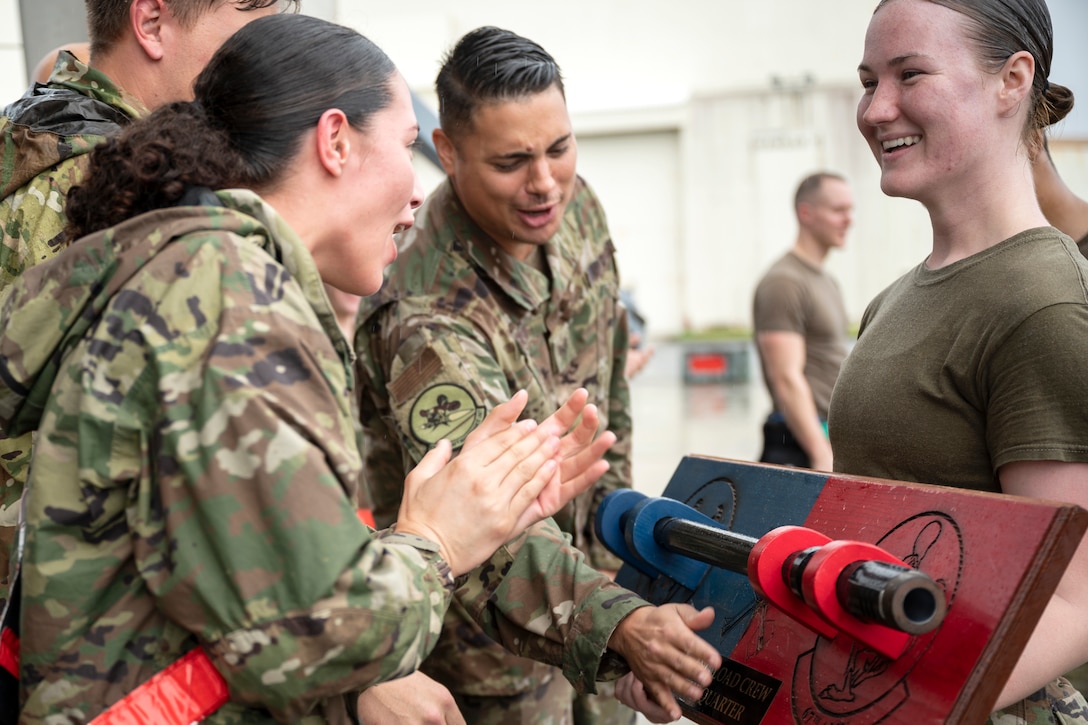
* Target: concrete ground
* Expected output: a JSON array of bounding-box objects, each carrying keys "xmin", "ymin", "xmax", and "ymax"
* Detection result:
[
  {"xmin": 626, "ymin": 341, "xmax": 768, "ymax": 725},
  {"xmin": 629, "ymin": 341, "xmax": 768, "ymax": 499}
]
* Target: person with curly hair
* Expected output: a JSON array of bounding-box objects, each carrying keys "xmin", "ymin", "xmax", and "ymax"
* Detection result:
[
  {"xmin": 0, "ymin": 0, "xmax": 299, "ymax": 609},
  {"xmin": 0, "ymin": 13, "xmax": 720, "ymax": 723}
]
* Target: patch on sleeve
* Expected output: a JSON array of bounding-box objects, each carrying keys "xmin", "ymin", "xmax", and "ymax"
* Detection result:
[
  {"xmin": 409, "ymin": 383, "xmax": 486, "ymax": 449},
  {"xmin": 388, "ymin": 346, "xmax": 443, "ymax": 407}
]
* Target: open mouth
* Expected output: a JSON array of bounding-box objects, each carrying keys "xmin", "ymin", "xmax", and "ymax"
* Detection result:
[
  {"xmin": 518, "ymin": 205, "xmax": 557, "ymax": 229},
  {"xmin": 882, "ymin": 135, "xmax": 921, "ymax": 152}
]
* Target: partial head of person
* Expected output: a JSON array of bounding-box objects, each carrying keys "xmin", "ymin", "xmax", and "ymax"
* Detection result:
[
  {"xmin": 32, "ymin": 41, "xmax": 92, "ymax": 83},
  {"xmin": 856, "ymin": 0, "xmax": 1075, "ymax": 204},
  {"xmin": 795, "ymin": 172, "xmax": 853, "ymax": 254},
  {"xmin": 66, "ymin": 11, "xmax": 424, "ymax": 297},
  {"xmin": 432, "ymin": 26, "xmax": 576, "ymax": 261},
  {"xmin": 84, "ymin": 0, "xmax": 299, "ymax": 109}
]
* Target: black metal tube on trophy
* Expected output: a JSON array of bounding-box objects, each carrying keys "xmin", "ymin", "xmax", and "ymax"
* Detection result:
[
  {"xmin": 833, "ymin": 560, "xmax": 945, "ymax": 635},
  {"xmin": 650, "ymin": 516, "xmax": 944, "ymax": 635},
  {"xmin": 653, "ymin": 516, "xmax": 758, "ymax": 574}
]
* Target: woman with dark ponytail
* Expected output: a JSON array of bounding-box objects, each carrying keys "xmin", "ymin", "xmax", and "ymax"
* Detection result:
[
  {"xmin": 832, "ymin": 1, "xmax": 1088, "ymax": 723},
  {"xmin": 0, "ymin": 13, "xmax": 721, "ymax": 724}
]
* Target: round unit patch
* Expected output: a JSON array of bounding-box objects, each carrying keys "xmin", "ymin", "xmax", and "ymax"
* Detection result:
[{"xmin": 409, "ymin": 383, "xmax": 486, "ymax": 448}]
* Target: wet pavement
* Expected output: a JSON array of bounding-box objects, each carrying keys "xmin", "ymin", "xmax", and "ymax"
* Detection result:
[
  {"xmin": 629, "ymin": 341, "xmax": 769, "ymax": 498},
  {"xmin": 626, "ymin": 341, "xmax": 767, "ymax": 725}
]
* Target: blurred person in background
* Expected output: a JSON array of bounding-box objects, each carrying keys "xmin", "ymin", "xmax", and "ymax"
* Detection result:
[{"xmin": 753, "ymin": 171, "xmax": 853, "ymax": 472}]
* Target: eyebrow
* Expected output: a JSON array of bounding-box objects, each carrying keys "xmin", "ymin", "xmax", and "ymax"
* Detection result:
[
  {"xmin": 858, "ymin": 52, "xmax": 929, "ymax": 73},
  {"xmin": 490, "ymin": 133, "xmax": 573, "ymax": 162}
]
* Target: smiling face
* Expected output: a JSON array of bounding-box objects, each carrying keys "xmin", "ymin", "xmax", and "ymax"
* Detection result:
[
  {"xmin": 436, "ymin": 84, "xmax": 577, "ymax": 261},
  {"xmin": 856, "ymin": 0, "xmax": 1005, "ymax": 205},
  {"xmin": 321, "ymin": 74, "xmax": 424, "ymax": 296}
]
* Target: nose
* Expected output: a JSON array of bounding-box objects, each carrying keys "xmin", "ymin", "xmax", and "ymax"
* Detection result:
[
  {"xmin": 396, "ymin": 177, "xmax": 426, "ymax": 234},
  {"xmin": 410, "ymin": 176, "xmax": 425, "ymax": 210},
  {"xmin": 525, "ymin": 157, "xmax": 557, "ymax": 197},
  {"xmin": 858, "ymin": 82, "xmax": 897, "ymax": 129}
]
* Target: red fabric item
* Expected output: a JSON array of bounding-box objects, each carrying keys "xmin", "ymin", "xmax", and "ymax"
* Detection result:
[
  {"xmin": 0, "ymin": 627, "xmax": 18, "ymax": 677},
  {"xmin": 90, "ymin": 648, "xmax": 229, "ymax": 725}
]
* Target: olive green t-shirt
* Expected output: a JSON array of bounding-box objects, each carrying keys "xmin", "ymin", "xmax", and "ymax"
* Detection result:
[{"xmin": 829, "ymin": 227, "xmax": 1088, "ymax": 492}]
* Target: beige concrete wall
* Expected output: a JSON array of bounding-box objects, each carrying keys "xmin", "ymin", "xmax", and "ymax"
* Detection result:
[
  {"xmin": 4, "ymin": 0, "xmax": 1086, "ymax": 337},
  {"xmin": 338, "ymin": 1, "xmax": 878, "ymax": 107},
  {"xmin": 0, "ymin": 0, "xmax": 25, "ymax": 103},
  {"xmin": 355, "ymin": 0, "xmax": 1087, "ymax": 335},
  {"xmin": 571, "ymin": 85, "xmax": 936, "ymax": 333},
  {"xmin": 1051, "ymin": 141, "xmax": 1088, "ymax": 196}
]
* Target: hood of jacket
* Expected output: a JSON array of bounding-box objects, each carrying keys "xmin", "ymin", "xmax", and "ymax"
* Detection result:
[
  {"xmin": 0, "ymin": 189, "xmax": 348, "ymax": 437},
  {"xmin": 0, "ymin": 51, "xmax": 141, "ymax": 198}
]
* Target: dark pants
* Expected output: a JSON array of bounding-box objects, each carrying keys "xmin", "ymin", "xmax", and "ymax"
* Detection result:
[{"xmin": 759, "ymin": 417, "xmax": 811, "ymax": 468}]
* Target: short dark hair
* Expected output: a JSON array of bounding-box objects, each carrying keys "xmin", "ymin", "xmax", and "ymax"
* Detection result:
[
  {"xmin": 435, "ymin": 26, "xmax": 564, "ymax": 139},
  {"xmin": 795, "ymin": 172, "xmax": 846, "ymax": 211},
  {"xmin": 67, "ymin": 13, "xmax": 395, "ymax": 239},
  {"xmin": 85, "ymin": 0, "xmax": 298, "ymax": 55}
]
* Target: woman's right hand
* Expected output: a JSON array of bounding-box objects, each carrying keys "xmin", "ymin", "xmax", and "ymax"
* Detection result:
[
  {"xmin": 457, "ymin": 388, "xmax": 616, "ymax": 528},
  {"xmin": 394, "ymin": 391, "xmax": 564, "ymax": 575}
]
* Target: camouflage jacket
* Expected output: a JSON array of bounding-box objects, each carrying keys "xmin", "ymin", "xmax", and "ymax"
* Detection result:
[
  {"xmin": 355, "ymin": 176, "xmax": 634, "ymax": 696},
  {"xmin": 0, "ymin": 50, "xmax": 144, "ymax": 511},
  {"xmin": 0, "ymin": 190, "xmax": 639, "ymax": 723}
]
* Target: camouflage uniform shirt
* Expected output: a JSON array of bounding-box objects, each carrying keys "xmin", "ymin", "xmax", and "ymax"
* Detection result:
[
  {"xmin": 0, "ymin": 50, "xmax": 144, "ymax": 512},
  {"xmin": 355, "ymin": 176, "xmax": 634, "ymax": 697},
  {"xmin": 0, "ymin": 189, "xmax": 640, "ymax": 723}
]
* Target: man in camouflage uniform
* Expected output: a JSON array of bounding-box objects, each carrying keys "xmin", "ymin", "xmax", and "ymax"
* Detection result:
[
  {"xmin": 355, "ymin": 27, "xmax": 638, "ymax": 724},
  {"xmin": 0, "ymin": 0, "xmax": 293, "ymax": 596},
  {"xmin": 0, "ymin": 182, "xmax": 679, "ymax": 722}
]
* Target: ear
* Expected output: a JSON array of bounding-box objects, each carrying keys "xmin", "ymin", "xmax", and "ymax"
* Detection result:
[
  {"xmin": 316, "ymin": 109, "xmax": 351, "ymax": 177},
  {"xmin": 796, "ymin": 202, "xmax": 815, "ymax": 226},
  {"xmin": 433, "ymin": 128, "xmax": 457, "ymax": 176},
  {"xmin": 131, "ymin": 0, "xmax": 167, "ymax": 61},
  {"xmin": 999, "ymin": 50, "xmax": 1036, "ymax": 112}
]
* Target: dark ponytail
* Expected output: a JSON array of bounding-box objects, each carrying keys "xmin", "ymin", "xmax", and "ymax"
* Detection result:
[
  {"xmin": 1037, "ymin": 81, "xmax": 1075, "ymax": 129},
  {"xmin": 194, "ymin": 16, "xmax": 396, "ymax": 188}
]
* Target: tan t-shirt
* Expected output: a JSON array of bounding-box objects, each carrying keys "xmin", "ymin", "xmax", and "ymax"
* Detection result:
[{"xmin": 753, "ymin": 251, "xmax": 848, "ymax": 417}]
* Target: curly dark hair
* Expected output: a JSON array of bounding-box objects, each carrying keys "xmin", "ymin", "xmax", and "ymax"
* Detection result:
[
  {"xmin": 66, "ymin": 13, "xmax": 397, "ymax": 241},
  {"xmin": 66, "ymin": 103, "xmax": 239, "ymax": 240}
]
